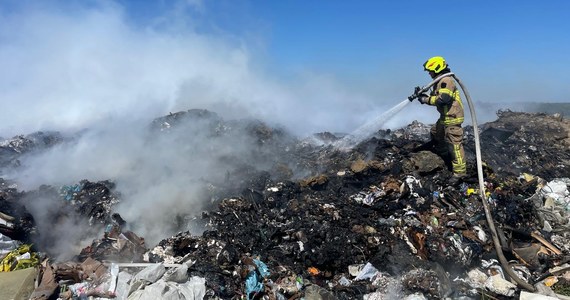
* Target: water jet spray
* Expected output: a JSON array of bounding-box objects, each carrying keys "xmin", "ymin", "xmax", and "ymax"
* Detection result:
[{"xmin": 333, "ymin": 100, "xmax": 411, "ymax": 149}]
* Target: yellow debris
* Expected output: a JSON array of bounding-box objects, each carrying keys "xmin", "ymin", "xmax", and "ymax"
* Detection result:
[
  {"xmin": 522, "ymin": 173, "xmax": 535, "ymax": 182},
  {"xmin": 0, "ymin": 245, "xmax": 39, "ymax": 272},
  {"xmin": 544, "ymin": 276, "xmax": 558, "ymax": 287}
]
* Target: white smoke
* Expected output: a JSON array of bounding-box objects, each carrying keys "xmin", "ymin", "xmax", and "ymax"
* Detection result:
[
  {"xmin": 0, "ymin": 1, "xmax": 416, "ymax": 139},
  {"xmin": 0, "ymin": 0, "xmax": 510, "ymax": 256}
]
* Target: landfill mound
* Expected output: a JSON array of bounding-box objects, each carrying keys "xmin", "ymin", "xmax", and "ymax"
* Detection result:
[{"xmin": 1, "ymin": 109, "xmax": 570, "ymax": 299}]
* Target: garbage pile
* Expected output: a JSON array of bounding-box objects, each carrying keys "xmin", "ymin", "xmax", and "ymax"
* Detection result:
[
  {"xmin": 1, "ymin": 109, "xmax": 570, "ymax": 299},
  {"xmin": 29, "ymin": 257, "xmax": 206, "ymax": 300},
  {"xmin": 0, "ymin": 131, "xmax": 64, "ymax": 169},
  {"xmin": 465, "ymin": 110, "xmax": 570, "ymax": 179}
]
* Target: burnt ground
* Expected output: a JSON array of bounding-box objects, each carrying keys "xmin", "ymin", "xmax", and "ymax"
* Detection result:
[{"xmin": 1, "ymin": 109, "xmax": 570, "ymax": 299}]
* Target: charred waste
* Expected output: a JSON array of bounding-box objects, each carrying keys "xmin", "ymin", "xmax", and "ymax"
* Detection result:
[{"xmin": 1, "ymin": 108, "xmax": 570, "ymax": 299}]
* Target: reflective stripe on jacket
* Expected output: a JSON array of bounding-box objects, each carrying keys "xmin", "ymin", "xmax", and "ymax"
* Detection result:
[{"xmin": 427, "ymin": 76, "xmax": 464, "ymax": 125}]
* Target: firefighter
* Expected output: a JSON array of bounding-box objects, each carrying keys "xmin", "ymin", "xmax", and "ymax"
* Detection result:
[{"xmin": 415, "ymin": 56, "xmax": 466, "ymax": 184}]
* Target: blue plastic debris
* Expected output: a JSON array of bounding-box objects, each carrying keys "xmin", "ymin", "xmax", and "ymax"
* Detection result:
[
  {"xmin": 245, "ymin": 271, "xmax": 264, "ymax": 299},
  {"xmin": 59, "ymin": 183, "xmax": 83, "ymax": 201},
  {"xmin": 253, "ymin": 259, "xmax": 269, "ymax": 277},
  {"xmin": 245, "ymin": 259, "xmax": 270, "ymax": 300},
  {"xmin": 432, "ymin": 191, "xmax": 440, "ymax": 200}
]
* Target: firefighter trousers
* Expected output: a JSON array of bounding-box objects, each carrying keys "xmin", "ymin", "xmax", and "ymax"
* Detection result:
[{"xmin": 430, "ymin": 122, "xmax": 466, "ymax": 175}]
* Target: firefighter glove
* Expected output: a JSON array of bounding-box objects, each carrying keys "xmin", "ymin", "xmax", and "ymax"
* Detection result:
[
  {"xmin": 418, "ymin": 93, "xmax": 429, "ymax": 104},
  {"xmin": 414, "ymin": 86, "xmax": 421, "ymax": 96}
]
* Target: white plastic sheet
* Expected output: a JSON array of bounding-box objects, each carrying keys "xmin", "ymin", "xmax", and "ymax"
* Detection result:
[
  {"xmin": 127, "ymin": 277, "xmax": 205, "ymax": 300},
  {"xmin": 115, "ymin": 271, "xmax": 133, "ymax": 300},
  {"xmin": 162, "ymin": 264, "xmax": 188, "ymax": 283},
  {"xmin": 0, "ymin": 233, "xmax": 17, "ymax": 260},
  {"xmin": 354, "ymin": 263, "xmax": 379, "ymax": 281},
  {"xmin": 542, "ymin": 178, "xmax": 570, "ymax": 211},
  {"xmin": 133, "ymin": 263, "xmax": 166, "ymax": 283}
]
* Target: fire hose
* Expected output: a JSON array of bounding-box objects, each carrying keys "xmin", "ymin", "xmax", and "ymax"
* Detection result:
[{"xmin": 409, "ymin": 73, "xmax": 536, "ymax": 292}]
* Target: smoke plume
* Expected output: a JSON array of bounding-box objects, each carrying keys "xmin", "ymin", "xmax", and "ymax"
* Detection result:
[{"xmin": 2, "ymin": 1, "xmax": 554, "ymax": 258}]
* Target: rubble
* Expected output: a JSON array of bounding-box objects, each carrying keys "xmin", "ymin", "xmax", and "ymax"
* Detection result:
[
  {"xmin": 0, "ymin": 131, "xmax": 64, "ymax": 170},
  {"xmin": 0, "ymin": 109, "xmax": 569, "ymax": 299},
  {"xmin": 465, "ymin": 110, "xmax": 570, "ymax": 179}
]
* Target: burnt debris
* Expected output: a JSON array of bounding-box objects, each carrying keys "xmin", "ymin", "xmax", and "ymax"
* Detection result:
[{"xmin": 1, "ymin": 109, "xmax": 570, "ymax": 299}]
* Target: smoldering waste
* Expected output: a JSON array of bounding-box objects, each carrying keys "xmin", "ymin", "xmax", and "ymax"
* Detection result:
[{"xmin": 1, "ymin": 109, "xmax": 570, "ymax": 299}]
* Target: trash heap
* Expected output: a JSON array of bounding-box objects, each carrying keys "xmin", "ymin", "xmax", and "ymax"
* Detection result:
[{"xmin": 1, "ymin": 109, "xmax": 570, "ymax": 299}]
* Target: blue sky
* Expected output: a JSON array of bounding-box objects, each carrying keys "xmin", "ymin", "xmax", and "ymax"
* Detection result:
[
  {"xmin": 1, "ymin": 0, "xmax": 569, "ymax": 136},
  {"xmin": 244, "ymin": 1, "xmax": 568, "ymax": 92},
  {"xmin": 118, "ymin": 0, "xmax": 570, "ymax": 83}
]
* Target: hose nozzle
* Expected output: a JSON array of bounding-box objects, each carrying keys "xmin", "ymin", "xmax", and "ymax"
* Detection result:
[
  {"xmin": 408, "ymin": 86, "xmax": 422, "ymax": 102},
  {"xmin": 408, "ymin": 73, "xmax": 454, "ymax": 103}
]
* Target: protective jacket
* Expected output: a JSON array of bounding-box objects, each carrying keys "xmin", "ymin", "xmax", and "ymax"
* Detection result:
[
  {"xmin": 427, "ymin": 74, "xmax": 466, "ymax": 175},
  {"xmin": 427, "ymin": 76, "xmax": 464, "ymax": 126}
]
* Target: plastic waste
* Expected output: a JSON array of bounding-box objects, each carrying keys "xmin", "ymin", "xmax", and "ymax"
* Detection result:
[
  {"xmin": 0, "ymin": 216, "xmax": 13, "ymax": 229},
  {"xmin": 108, "ymin": 263, "xmax": 119, "ymax": 293},
  {"xmin": 0, "ymin": 244, "xmax": 38, "ymax": 272},
  {"xmin": 245, "ymin": 259, "xmax": 270, "ymax": 300},
  {"xmin": 254, "ymin": 259, "xmax": 270, "ymax": 277},
  {"xmin": 115, "ymin": 271, "xmax": 133, "ymax": 300},
  {"xmin": 465, "ymin": 268, "xmax": 487, "ymax": 289},
  {"xmin": 0, "ymin": 233, "xmax": 17, "ymax": 260},
  {"xmin": 541, "ymin": 178, "xmax": 570, "ymax": 211},
  {"xmin": 163, "ymin": 264, "xmax": 189, "ymax": 283},
  {"xmin": 354, "ymin": 262, "xmax": 379, "ymax": 281},
  {"xmin": 519, "ymin": 291, "xmax": 559, "ymax": 300},
  {"xmin": 307, "ymin": 266, "xmax": 319, "ymax": 276},
  {"xmin": 127, "ymin": 276, "xmax": 205, "ymax": 300},
  {"xmin": 338, "ymin": 276, "xmax": 351, "ymax": 286},
  {"xmin": 472, "ymin": 226, "xmax": 487, "ymax": 243},
  {"xmin": 181, "ymin": 277, "xmax": 206, "ymax": 300},
  {"xmin": 69, "ymin": 282, "xmax": 90, "ymax": 299},
  {"xmin": 59, "ymin": 183, "xmax": 84, "ymax": 201},
  {"xmin": 133, "ymin": 263, "xmax": 166, "ymax": 283},
  {"xmin": 403, "ymin": 293, "xmax": 427, "ymax": 300},
  {"xmin": 245, "ymin": 271, "xmax": 264, "ymax": 299},
  {"xmin": 484, "ymin": 274, "xmax": 516, "ymax": 297}
]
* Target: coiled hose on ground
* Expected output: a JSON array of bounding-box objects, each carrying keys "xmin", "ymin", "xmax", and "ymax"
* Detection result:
[{"xmin": 413, "ymin": 73, "xmax": 536, "ymax": 292}]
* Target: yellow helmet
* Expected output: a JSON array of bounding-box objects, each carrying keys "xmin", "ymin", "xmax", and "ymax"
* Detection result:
[{"xmin": 423, "ymin": 56, "xmax": 447, "ymax": 73}]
